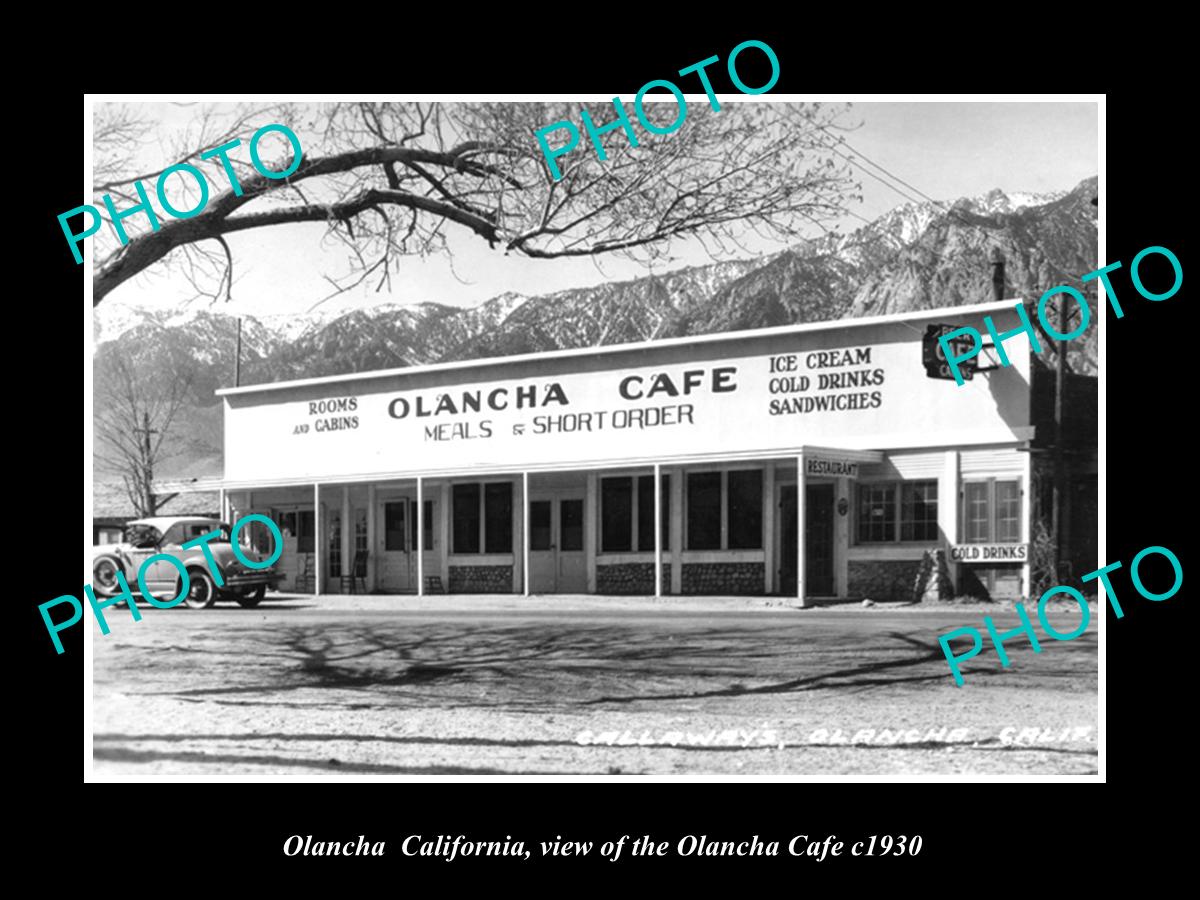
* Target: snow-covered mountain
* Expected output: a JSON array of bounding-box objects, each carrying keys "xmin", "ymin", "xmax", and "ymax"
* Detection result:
[{"xmin": 92, "ymin": 178, "xmax": 1098, "ymax": 480}]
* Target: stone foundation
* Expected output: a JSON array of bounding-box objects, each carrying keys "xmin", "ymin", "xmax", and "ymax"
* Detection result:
[
  {"xmin": 848, "ymin": 560, "xmax": 922, "ymax": 603},
  {"xmin": 681, "ymin": 562, "xmax": 764, "ymax": 595},
  {"xmin": 448, "ymin": 565, "xmax": 512, "ymax": 593},
  {"xmin": 596, "ymin": 563, "xmax": 656, "ymax": 595}
]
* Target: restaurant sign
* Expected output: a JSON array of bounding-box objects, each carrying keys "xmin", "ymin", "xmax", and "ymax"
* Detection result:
[{"xmin": 806, "ymin": 458, "xmax": 859, "ymax": 478}]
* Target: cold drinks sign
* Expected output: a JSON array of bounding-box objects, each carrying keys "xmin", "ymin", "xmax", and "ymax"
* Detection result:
[
  {"xmin": 949, "ymin": 543, "xmax": 1029, "ymax": 563},
  {"xmin": 220, "ymin": 307, "xmax": 1035, "ymax": 484}
]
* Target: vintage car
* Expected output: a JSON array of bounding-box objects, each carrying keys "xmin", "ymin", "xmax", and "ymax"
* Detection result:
[{"xmin": 91, "ymin": 516, "xmax": 282, "ymax": 609}]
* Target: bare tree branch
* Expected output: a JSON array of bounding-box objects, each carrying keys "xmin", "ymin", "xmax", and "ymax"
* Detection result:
[{"xmin": 89, "ymin": 101, "xmax": 861, "ymax": 306}]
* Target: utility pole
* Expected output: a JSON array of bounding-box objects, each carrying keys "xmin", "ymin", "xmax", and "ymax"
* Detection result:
[
  {"xmin": 133, "ymin": 411, "xmax": 159, "ymax": 516},
  {"xmin": 990, "ymin": 248, "xmax": 1005, "ymax": 302},
  {"xmin": 1052, "ymin": 296, "xmax": 1068, "ymax": 577},
  {"xmin": 235, "ymin": 316, "xmax": 242, "ymax": 388}
]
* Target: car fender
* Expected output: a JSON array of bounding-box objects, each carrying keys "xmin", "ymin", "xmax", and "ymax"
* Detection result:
[
  {"xmin": 93, "ymin": 544, "xmax": 131, "ymax": 568},
  {"xmin": 182, "ymin": 552, "xmax": 226, "ymax": 584}
]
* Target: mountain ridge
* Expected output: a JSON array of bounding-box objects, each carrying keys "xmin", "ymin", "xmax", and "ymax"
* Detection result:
[{"xmin": 93, "ymin": 177, "xmax": 1098, "ymax": 483}]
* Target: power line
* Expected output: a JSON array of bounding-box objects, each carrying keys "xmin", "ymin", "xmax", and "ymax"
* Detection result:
[
  {"xmin": 806, "ymin": 132, "xmax": 994, "ymax": 271},
  {"xmin": 820, "ymin": 128, "xmax": 944, "ymax": 208},
  {"xmin": 822, "ymin": 126, "xmax": 1096, "ymax": 284},
  {"xmin": 813, "ymin": 124, "xmax": 1015, "ymax": 256},
  {"xmin": 814, "ymin": 125, "xmax": 1100, "ymax": 377},
  {"xmin": 816, "ymin": 134, "xmax": 928, "ymax": 209}
]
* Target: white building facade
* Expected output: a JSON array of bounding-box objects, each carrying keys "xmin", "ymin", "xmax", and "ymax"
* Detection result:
[{"xmin": 208, "ymin": 300, "xmax": 1040, "ymax": 603}]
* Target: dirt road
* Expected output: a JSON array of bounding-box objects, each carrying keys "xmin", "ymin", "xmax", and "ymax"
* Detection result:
[{"xmin": 91, "ymin": 595, "xmax": 1098, "ymax": 777}]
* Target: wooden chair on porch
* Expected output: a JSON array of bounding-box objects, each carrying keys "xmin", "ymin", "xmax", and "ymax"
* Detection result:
[{"xmin": 341, "ymin": 550, "xmax": 369, "ymax": 594}]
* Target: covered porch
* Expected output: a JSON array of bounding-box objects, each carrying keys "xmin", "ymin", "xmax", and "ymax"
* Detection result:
[{"xmin": 157, "ymin": 446, "xmax": 882, "ymax": 604}]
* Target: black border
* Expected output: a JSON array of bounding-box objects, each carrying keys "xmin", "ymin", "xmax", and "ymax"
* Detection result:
[{"xmin": 27, "ymin": 24, "xmax": 1185, "ymax": 885}]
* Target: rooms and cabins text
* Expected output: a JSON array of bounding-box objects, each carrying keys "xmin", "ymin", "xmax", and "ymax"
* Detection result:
[{"xmin": 293, "ymin": 397, "xmax": 359, "ymax": 434}]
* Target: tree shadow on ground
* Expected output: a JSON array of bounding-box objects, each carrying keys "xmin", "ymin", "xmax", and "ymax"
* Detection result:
[
  {"xmin": 110, "ymin": 620, "xmax": 1095, "ymax": 710},
  {"xmin": 582, "ymin": 631, "xmax": 951, "ymax": 705}
]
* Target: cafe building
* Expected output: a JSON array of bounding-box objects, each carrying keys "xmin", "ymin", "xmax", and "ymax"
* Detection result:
[{"xmin": 197, "ymin": 299, "xmax": 1079, "ymax": 604}]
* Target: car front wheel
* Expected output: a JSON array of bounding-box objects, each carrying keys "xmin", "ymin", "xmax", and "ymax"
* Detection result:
[
  {"xmin": 235, "ymin": 584, "xmax": 266, "ymax": 608},
  {"xmin": 183, "ymin": 569, "xmax": 217, "ymax": 609}
]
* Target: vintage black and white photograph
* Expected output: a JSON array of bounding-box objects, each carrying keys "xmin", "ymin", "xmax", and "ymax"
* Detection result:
[{"xmin": 87, "ymin": 96, "xmax": 1100, "ymax": 778}]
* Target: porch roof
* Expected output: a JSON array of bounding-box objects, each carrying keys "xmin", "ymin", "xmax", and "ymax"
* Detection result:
[{"xmin": 157, "ymin": 445, "xmax": 888, "ymax": 494}]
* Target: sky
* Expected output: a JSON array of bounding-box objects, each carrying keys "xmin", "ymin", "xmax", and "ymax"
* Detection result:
[{"xmin": 96, "ymin": 100, "xmax": 1098, "ymax": 325}]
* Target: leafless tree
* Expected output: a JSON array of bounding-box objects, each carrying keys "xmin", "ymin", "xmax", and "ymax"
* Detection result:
[
  {"xmin": 94, "ymin": 355, "xmax": 192, "ymax": 516},
  {"xmin": 89, "ymin": 101, "xmax": 862, "ymax": 305}
]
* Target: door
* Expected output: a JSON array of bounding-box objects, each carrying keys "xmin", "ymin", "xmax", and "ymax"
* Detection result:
[
  {"xmin": 377, "ymin": 497, "xmax": 436, "ymax": 592},
  {"xmin": 557, "ymin": 497, "xmax": 586, "ymax": 592},
  {"xmin": 805, "ymin": 483, "xmax": 835, "ymax": 596},
  {"xmin": 779, "ymin": 486, "xmax": 797, "ymax": 595},
  {"xmin": 325, "ymin": 507, "xmax": 343, "ymax": 594},
  {"xmin": 528, "ymin": 500, "xmax": 555, "ymax": 592},
  {"xmin": 528, "ymin": 494, "xmax": 587, "ymax": 593},
  {"xmin": 378, "ymin": 498, "xmax": 415, "ymax": 591},
  {"xmin": 778, "ymin": 483, "xmax": 835, "ymax": 597}
]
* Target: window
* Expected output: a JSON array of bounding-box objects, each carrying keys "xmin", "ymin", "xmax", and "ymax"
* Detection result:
[
  {"xmin": 160, "ymin": 523, "xmax": 186, "ymax": 546},
  {"xmin": 271, "ymin": 510, "xmax": 313, "ymax": 552},
  {"xmin": 328, "ymin": 512, "xmax": 342, "ymax": 578},
  {"xmin": 727, "ymin": 470, "xmax": 763, "ymax": 549},
  {"xmin": 354, "ymin": 509, "xmax": 368, "ymax": 557},
  {"xmin": 385, "ymin": 501, "xmax": 407, "ymax": 551},
  {"xmin": 858, "ymin": 483, "xmax": 896, "ymax": 543},
  {"xmin": 453, "ymin": 482, "xmax": 513, "ymax": 554},
  {"xmin": 484, "ymin": 483, "xmax": 513, "ymax": 553},
  {"xmin": 857, "ymin": 480, "xmax": 938, "ymax": 544},
  {"xmin": 453, "ymin": 484, "xmax": 481, "ymax": 553},
  {"xmin": 601, "ymin": 478, "xmax": 633, "ymax": 552},
  {"xmin": 995, "ymin": 482, "xmax": 1021, "ymax": 542},
  {"xmin": 297, "ymin": 510, "xmax": 315, "ymax": 553},
  {"xmin": 276, "ymin": 511, "xmax": 297, "ymax": 538},
  {"xmin": 561, "ymin": 499, "xmax": 584, "ymax": 551},
  {"xmin": 964, "ymin": 482, "xmax": 989, "ymax": 543},
  {"xmin": 687, "ymin": 472, "xmax": 723, "ymax": 550},
  {"xmin": 241, "ymin": 518, "xmax": 277, "ymax": 556},
  {"xmin": 530, "ymin": 501, "xmax": 551, "ymax": 551},
  {"xmin": 600, "ymin": 475, "xmax": 670, "ymax": 553},
  {"xmin": 192, "ymin": 522, "xmax": 222, "ymax": 541},
  {"xmin": 901, "ymin": 482, "xmax": 939, "ymax": 542},
  {"xmin": 124, "ymin": 524, "xmax": 162, "ymax": 549},
  {"xmin": 686, "ymin": 470, "xmax": 761, "ymax": 551},
  {"xmin": 962, "ymin": 479, "xmax": 1023, "ymax": 544}
]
